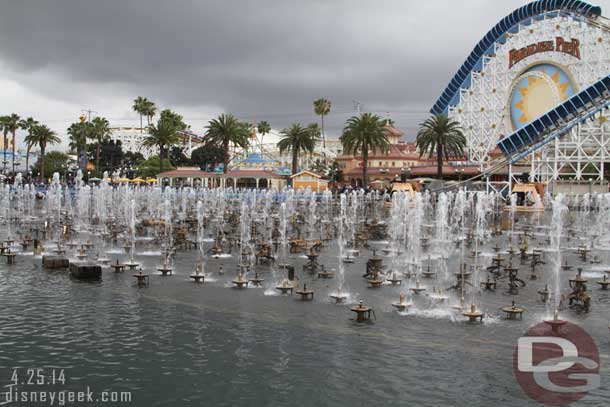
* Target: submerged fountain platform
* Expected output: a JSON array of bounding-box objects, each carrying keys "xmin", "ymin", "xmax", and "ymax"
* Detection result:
[
  {"xmin": 69, "ymin": 262, "xmax": 102, "ymax": 280},
  {"xmin": 462, "ymin": 304, "xmax": 484, "ymax": 322},
  {"xmin": 391, "ymin": 293, "xmax": 412, "ymax": 312},
  {"xmin": 350, "ymin": 301, "xmax": 372, "ymax": 322},
  {"xmin": 502, "ymin": 301, "xmax": 525, "ymax": 320}
]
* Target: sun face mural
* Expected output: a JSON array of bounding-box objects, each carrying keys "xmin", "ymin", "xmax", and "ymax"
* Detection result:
[{"xmin": 509, "ymin": 63, "xmax": 576, "ymax": 130}]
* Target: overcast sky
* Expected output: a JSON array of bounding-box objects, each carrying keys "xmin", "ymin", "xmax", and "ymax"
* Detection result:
[{"xmin": 1, "ymin": 0, "xmax": 609, "ymax": 147}]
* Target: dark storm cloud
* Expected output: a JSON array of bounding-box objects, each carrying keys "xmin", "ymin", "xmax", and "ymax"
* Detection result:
[{"xmin": 0, "ymin": 0, "xmax": 553, "ymax": 135}]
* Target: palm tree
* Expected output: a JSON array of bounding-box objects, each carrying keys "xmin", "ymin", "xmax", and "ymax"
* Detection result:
[
  {"xmin": 277, "ymin": 123, "xmax": 319, "ymax": 176},
  {"xmin": 313, "ymin": 98, "xmax": 331, "ymax": 149},
  {"xmin": 90, "ymin": 117, "xmax": 111, "ymax": 174},
  {"xmin": 67, "ymin": 121, "xmax": 90, "ymax": 164},
  {"xmin": 257, "ymin": 120, "xmax": 271, "ymax": 156},
  {"xmin": 205, "ymin": 114, "xmax": 250, "ymax": 173},
  {"xmin": 0, "ymin": 116, "xmax": 10, "ymax": 175},
  {"xmin": 132, "ymin": 96, "xmax": 149, "ymax": 137},
  {"xmin": 416, "ymin": 114, "xmax": 467, "ymax": 180},
  {"xmin": 143, "ymin": 118, "xmax": 181, "ymax": 174},
  {"xmin": 144, "ymin": 100, "xmax": 157, "ymax": 126},
  {"xmin": 19, "ymin": 117, "xmax": 39, "ymax": 172},
  {"xmin": 4, "ymin": 113, "xmax": 21, "ymax": 174},
  {"xmin": 30, "ymin": 124, "xmax": 60, "ymax": 183},
  {"xmin": 340, "ymin": 113, "xmax": 389, "ymax": 187}
]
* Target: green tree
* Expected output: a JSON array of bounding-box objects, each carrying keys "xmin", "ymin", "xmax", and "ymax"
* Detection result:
[
  {"xmin": 309, "ymin": 158, "xmax": 327, "ymax": 173},
  {"xmin": 340, "ymin": 113, "xmax": 389, "ymax": 187},
  {"xmin": 205, "ymin": 114, "xmax": 250, "ymax": 173},
  {"xmin": 277, "ymin": 123, "xmax": 319, "ymax": 176},
  {"xmin": 144, "ymin": 100, "xmax": 157, "ymax": 126},
  {"xmin": 90, "ymin": 117, "xmax": 111, "ymax": 175},
  {"xmin": 169, "ymin": 146, "xmax": 189, "ymax": 167},
  {"xmin": 416, "ymin": 114, "xmax": 467, "ymax": 180},
  {"xmin": 19, "ymin": 117, "xmax": 39, "ymax": 172},
  {"xmin": 158, "ymin": 109, "xmax": 188, "ymax": 131},
  {"xmin": 67, "ymin": 120, "xmax": 91, "ymax": 163},
  {"xmin": 87, "ymin": 139, "xmax": 124, "ymax": 174},
  {"xmin": 313, "ymin": 98, "xmax": 331, "ymax": 149},
  {"xmin": 29, "ymin": 124, "xmax": 61, "ymax": 183},
  {"xmin": 143, "ymin": 115, "xmax": 181, "ymax": 174},
  {"xmin": 132, "ymin": 96, "xmax": 149, "ymax": 137},
  {"xmin": 257, "ymin": 120, "xmax": 271, "ymax": 156},
  {"xmin": 32, "ymin": 151, "xmax": 69, "ymax": 179},
  {"xmin": 124, "ymin": 151, "xmax": 145, "ymax": 168},
  {"xmin": 327, "ymin": 161, "xmax": 343, "ymax": 183},
  {"xmin": 190, "ymin": 143, "xmax": 227, "ymax": 171},
  {"xmin": 0, "ymin": 116, "xmax": 11, "ymax": 174},
  {"xmin": 136, "ymin": 155, "xmax": 174, "ymax": 179}
]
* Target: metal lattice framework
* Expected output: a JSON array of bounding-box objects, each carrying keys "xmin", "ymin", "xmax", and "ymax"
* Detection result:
[{"xmin": 436, "ymin": 3, "xmax": 610, "ymax": 183}]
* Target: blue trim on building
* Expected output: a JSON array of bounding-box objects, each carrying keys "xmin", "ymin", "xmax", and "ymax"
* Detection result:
[{"xmin": 430, "ymin": 0, "xmax": 602, "ymax": 115}]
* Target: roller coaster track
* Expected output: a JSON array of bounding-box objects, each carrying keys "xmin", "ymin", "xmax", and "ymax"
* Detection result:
[
  {"xmin": 497, "ymin": 74, "xmax": 610, "ymax": 164},
  {"xmin": 426, "ymin": 1, "xmax": 610, "ymax": 193},
  {"xmin": 429, "ymin": 72, "xmax": 610, "ymax": 193}
]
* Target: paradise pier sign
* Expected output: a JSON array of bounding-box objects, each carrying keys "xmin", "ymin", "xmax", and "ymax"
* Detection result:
[{"xmin": 509, "ymin": 37, "xmax": 581, "ymax": 68}]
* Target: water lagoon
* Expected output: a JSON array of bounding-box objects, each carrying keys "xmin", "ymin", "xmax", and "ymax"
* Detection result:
[{"xmin": 1, "ymin": 178, "xmax": 609, "ymax": 406}]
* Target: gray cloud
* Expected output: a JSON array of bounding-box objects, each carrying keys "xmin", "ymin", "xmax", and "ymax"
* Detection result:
[{"xmin": 1, "ymin": 0, "xmax": 609, "ymax": 138}]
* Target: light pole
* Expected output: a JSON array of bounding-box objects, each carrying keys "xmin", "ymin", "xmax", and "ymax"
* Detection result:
[{"xmin": 455, "ymin": 168, "xmax": 465, "ymax": 183}]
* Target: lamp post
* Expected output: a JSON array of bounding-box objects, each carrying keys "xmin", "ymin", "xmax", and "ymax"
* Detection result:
[
  {"xmin": 455, "ymin": 168, "xmax": 465, "ymax": 183},
  {"xmin": 79, "ymin": 114, "xmax": 87, "ymax": 171},
  {"xmin": 588, "ymin": 177, "xmax": 593, "ymax": 195},
  {"xmin": 400, "ymin": 167, "xmax": 411, "ymax": 182}
]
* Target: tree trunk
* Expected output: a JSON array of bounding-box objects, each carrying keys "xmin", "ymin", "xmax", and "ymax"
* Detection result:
[
  {"xmin": 321, "ymin": 115, "xmax": 326, "ymax": 149},
  {"xmin": 140, "ymin": 114, "xmax": 143, "ymax": 136},
  {"xmin": 11, "ymin": 131, "xmax": 16, "ymax": 174},
  {"xmin": 25, "ymin": 145, "xmax": 31, "ymax": 174},
  {"xmin": 96, "ymin": 141, "xmax": 101, "ymax": 176},
  {"xmin": 223, "ymin": 141, "xmax": 229, "ymax": 174},
  {"xmin": 40, "ymin": 144, "xmax": 46, "ymax": 183},
  {"xmin": 292, "ymin": 149, "xmax": 298, "ymax": 175},
  {"xmin": 437, "ymin": 142, "xmax": 443, "ymax": 180},
  {"xmin": 362, "ymin": 145, "xmax": 368, "ymax": 188},
  {"xmin": 83, "ymin": 126, "xmax": 87, "ymax": 169},
  {"xmin": 159, "ymin": 145, "xmax": 164, "ymax": 174},
  {"xmin": 2, "ymin": 132, "xmax": 7, "ymax": 174}
]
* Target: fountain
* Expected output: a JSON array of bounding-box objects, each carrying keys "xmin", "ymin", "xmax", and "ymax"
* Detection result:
[
  {"xmin": 248, "ymin": 271, "xmax": 264, "ymax": 286},
  {"xmin": 275, "ymin": 279, "xmax": 294, "ymax": 295},
  {"xmin": 190, "ymin": 200, "xmax": 206, "ymax": 283},
  {"xmin": 596, "ymin": 274, "xmax": 610, "ymax": 290},
  {"xmin": 392, "ymin": 292, "xmax": 412, "ymax": 311},
  {"xmin": 350, "ymin": 300, "xmax": 372, "ymax": 322},
  {"xmin": 330, "ymin": 194, "xmax": 349, "ymax": 303},
  {"xmin": 232, "ymin": 270, "xmax": 249, "ymax": 288},
  {"xmin": 502, "ymin": 300, "xmax": 525, "ymax": 320},
  {"xmin": 544, "ymin": 194, "xmax": 569, "ymax": 329},
  {"xmin": 462, "ymin": 303, "xmax": 484, "ymax": 322},
  {"xmin": 295, "ymin": 283, "xmax": 314, "ymax": 301},
  {"xmin": 124, "ymin": 199, "xmax": 140, "ymax": 270},
  {"xmin": 409, "ymin": 280, "xmax": 426, "ymax": 294}
]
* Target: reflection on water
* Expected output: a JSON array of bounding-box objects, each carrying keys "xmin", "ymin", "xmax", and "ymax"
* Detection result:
[{"xmin": 1, "ymin": 244, "xmax": 609, "ymax": 407}]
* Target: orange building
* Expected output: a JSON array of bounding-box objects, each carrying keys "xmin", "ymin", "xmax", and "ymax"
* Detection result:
[
  {"xmin": 336, "ymin": 125, "xmax": 424, "ymax": 187},
  {"xmin": 290, "ymin": 170, "xmax": 329, "ymax": 192},
  {"xmin": 335, "ymin": 124, "xmax": 478, "ymax": 186}
]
